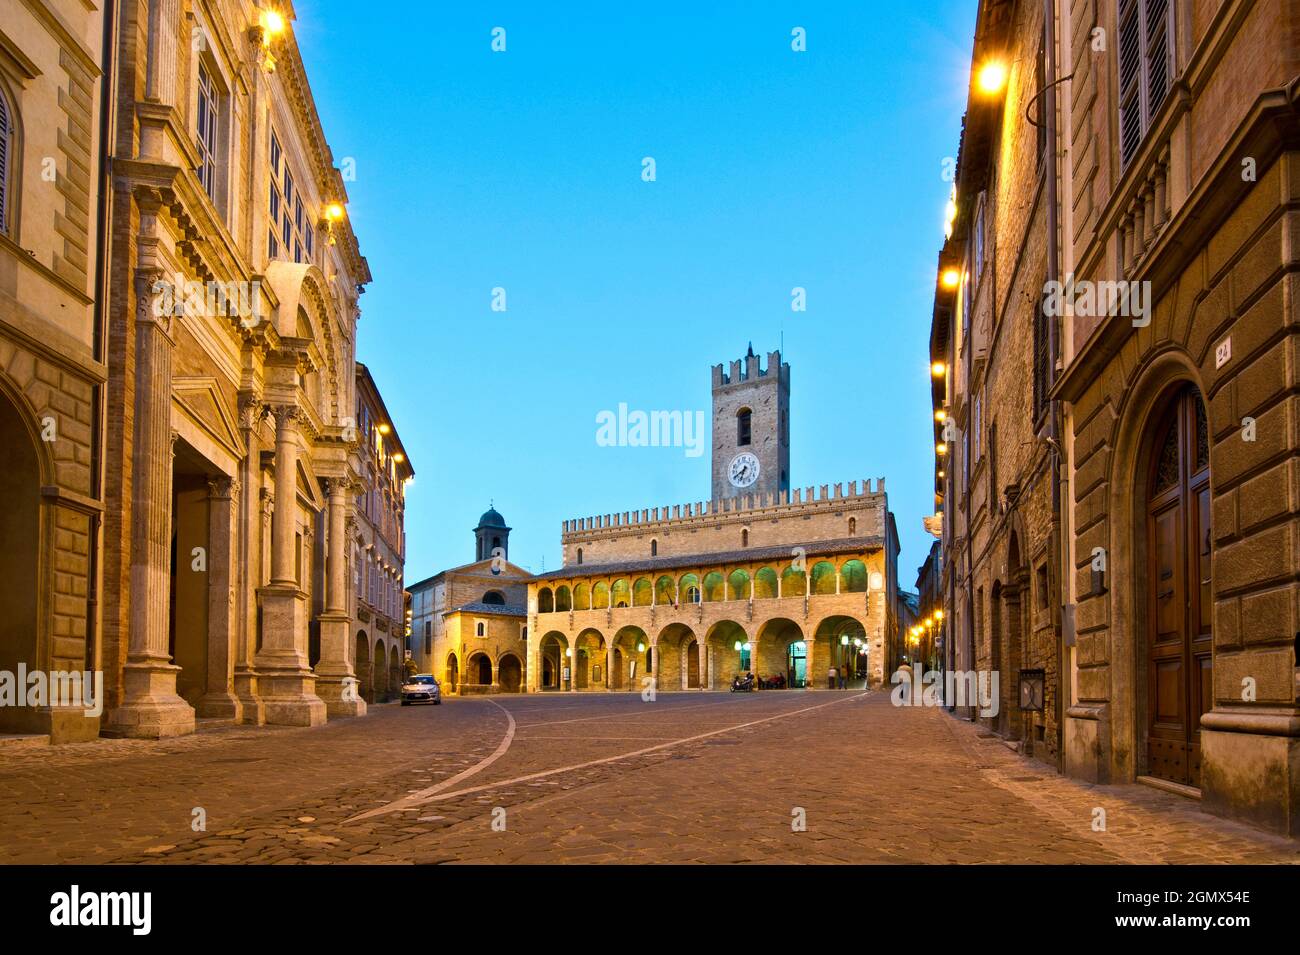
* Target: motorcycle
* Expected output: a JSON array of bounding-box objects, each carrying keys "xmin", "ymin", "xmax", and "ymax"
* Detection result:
[{"xmin": 730, "ymin": 673, "xmax": 756, "ymax": 693}]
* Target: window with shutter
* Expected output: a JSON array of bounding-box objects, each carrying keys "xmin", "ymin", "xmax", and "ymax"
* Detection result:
[
  {"xmin": 1118, "ymin": 0, "xmax": 1174, "ymax": 168},
  {"xmin": 0, "ymin": 89, "xmax": 10, "ymax": 235}
]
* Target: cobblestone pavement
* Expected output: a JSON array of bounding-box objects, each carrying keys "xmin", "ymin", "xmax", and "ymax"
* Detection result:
[{"xmin": 0, "ymin": 690, "xmax": 1296, "ymax": 864}]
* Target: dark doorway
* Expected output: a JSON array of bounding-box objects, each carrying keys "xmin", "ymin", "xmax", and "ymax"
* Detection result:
[{"xmin": 1144, "ymin": 386, "xmax": 1212, "ymax": 787}]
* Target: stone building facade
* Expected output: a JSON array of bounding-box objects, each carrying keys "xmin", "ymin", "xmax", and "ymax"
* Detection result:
[
  {"xmin": 934, "ymin": 0, "xmax": 1064, "ymax": 762},
  {"xmin": 0, "ymin": 0, "xmax": 109, "ymax": 742},
  {"xmin": 96, "ymin": 2, "xmax": 383, "ymax": 736},
  {"xmin": 407, "ymin": 508, "xmax": 530, "ymax": 693},
  {"xmin": 349, "ymin": 363, "xmax": 412, "ymax": 705},
  {"xmin": 935, "ymin": 0, "xmax": 1300, "ymax": 836},
  {"xmin": 531, "ymin": 349, "xmax": 900, "ymax": 694}
]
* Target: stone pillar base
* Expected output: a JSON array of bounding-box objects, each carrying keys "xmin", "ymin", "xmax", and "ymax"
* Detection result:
[
  {"xmin": 256, "ymin": 666, "xmax": 327, "ymax": 726},
  {"xmin": 196, "ymin": 690, "xmax": 242, "ymax": 721},
  {"xmin": 316, "ymin": 672, "xmax": 367, "ymax": 718},
  {"xmin": 103, "ymin": 660, "xmax": 196, "ymax": 738},
  {"xmin": 1064, "ymin": 704, "xmax": 1109, "ymax": 784},
  {"xmin": 233, "ymin": 670, "xmax": 265, "ymax": 725},
  {"xmin": 1201, "ymin": 708, "xmax": 1300, "ymax": 837}
]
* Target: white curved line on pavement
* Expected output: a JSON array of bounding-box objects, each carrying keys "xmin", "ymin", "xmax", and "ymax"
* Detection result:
[
  {"xmin": 351, "ymin": 691, "xmax": 867, "ymax": 821},
  {"xmin": 347, "ymin": 697, "xmax": 516, "ymax": 822}
]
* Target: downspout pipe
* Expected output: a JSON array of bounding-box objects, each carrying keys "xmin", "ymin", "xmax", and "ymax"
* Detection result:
[{"xmin": 1044, "ymin": 0, "xmax": 1067, "ymax": 770}]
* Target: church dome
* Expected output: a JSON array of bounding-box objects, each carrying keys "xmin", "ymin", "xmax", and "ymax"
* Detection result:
[{"xmin": 477, "ymin": 506, "xmax": 506, "ymax": 528}]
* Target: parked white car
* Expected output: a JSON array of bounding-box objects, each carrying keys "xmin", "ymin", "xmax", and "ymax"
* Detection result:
[{"xmin": 401, "ymin": 674, "xmax": 441, "ymax": 705}]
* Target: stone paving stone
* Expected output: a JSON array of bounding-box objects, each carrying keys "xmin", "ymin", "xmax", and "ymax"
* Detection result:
[{"xmin": 0, "ymin": 691, "xmax": 1295, "ymax": 863}]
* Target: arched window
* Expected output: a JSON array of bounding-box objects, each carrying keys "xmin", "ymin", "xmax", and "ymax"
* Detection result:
[
  {"xmin": 475, "ymin": 621, "xmax": 486, "ymax": 637},
  {"xmin": 848, "ymin": 517, "xmax": 857, "ymax": 536},
  {"xmin": 737, "ymin": 408, "xmax": 752, "ymax": 446},
  {"xmin": 537, "ymin": 587, "xmax": 554, "ymax": 613},
  {"xmin": 741, "ymin": 528, "xmax": 749, "ymax": 547},
  {"xmin": 577, "ymin": 547, "xmax": 583, "ymax": 564},
  {"xmin": 573, "ymin": 582, "xmax": 590, "ymax": 610},
  {"xmin": 483, "ymin": 590, "xmax": 505, "ymax": 605},
  {"xmin": 0, "ymin": 85, "xmax": 14, "ymax": 234},
  {"xmin": 650, "ymin": 539, "xmax": 658, "ymax": 556},
  {"xmin": 555, "ymin": 586, "xmax": 572, "ymax": 612}
]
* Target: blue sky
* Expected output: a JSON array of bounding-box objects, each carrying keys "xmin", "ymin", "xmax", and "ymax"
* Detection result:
[{"xmin": 295, "ymin": 1, "xmax": 977, "ymax": 587}]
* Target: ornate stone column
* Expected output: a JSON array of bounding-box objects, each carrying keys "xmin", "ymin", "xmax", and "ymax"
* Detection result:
[
  {"xmin": 105, "ymin": 269, "xmax": 196, "ymax": 738},
  {"xmin": 254, "ymin": 404, "xmax": 326, "ymax": 725},
  {"xmin": 198, "ymin": 476, "xmax": 241, "ymax": 719},
  {"xmin": 232, "ymin": 396, "xmax": 265, "ymax": 724},
  {"xmin": 315, "ymin": 477, "xmax": 365, "ymax": 717}
]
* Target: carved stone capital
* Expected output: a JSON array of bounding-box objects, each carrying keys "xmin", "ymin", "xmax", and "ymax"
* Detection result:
[{"xmin": 208, "ymin": 476, "xmax": 239, "ymax": 501}]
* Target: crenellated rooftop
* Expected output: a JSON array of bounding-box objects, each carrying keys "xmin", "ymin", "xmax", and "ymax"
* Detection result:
[{"xmin": 562, "ymin": 478, "xmax": 887, "ymax": 540}]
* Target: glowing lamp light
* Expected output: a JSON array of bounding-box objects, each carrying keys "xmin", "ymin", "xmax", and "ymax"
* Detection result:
[
  {"xmin": 977, "ymin": 60, "xmax": 1008, "ymax": 95},
  {"xmin": 637, "ymin": 641, "xmax": 646, "ymax": 652},
  {"xmin": 743, "ymin": 642, "xmax": 752, "ymax": 652},
  {"xmin": 733, "ymin": 640, "xmax": 742, "ymax": 651},
  {"xmin": 940, "ymin": 268, "xmax": 960, "ymax": 290},
  {"xmin": 378, "ymin": 423, "xmax": 391, "ymax": 435},
  {"xmin": 935, "ymin": 609, "xmax": 944, "ymax": 621},
  {"xmin": 931, "ymin": 361, "xmax": 946, "ymax": 377},
  {"xmin": 936, "ymin": 442, "xmax": 947, "ymax": 455},
  {"xmin": 326, "ymin": 202, "xmax": 346, "ymax": 222},
  {"xmin": 935, "ymin": 409, "xmax": 946, "ymax": 422},
  {"xmin": 393, "ymin": 452, "xmax": 405, "ymax": 463},
  {"xmin": 260, "ymin": 9, "xmax": 286, "ymax": 41},
  {"xmin": 840, "ymin": 634, "xmax": 849, "ymax": 645}
]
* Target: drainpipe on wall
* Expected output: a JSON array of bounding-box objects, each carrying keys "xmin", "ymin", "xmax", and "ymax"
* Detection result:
[
  {"xmin": 85, "ymin": 0, "xmax": 118, "ymax": 678},
  {"xmin": 1044, "ymin": 0, "xmax": 1068, "ymax": 771}
]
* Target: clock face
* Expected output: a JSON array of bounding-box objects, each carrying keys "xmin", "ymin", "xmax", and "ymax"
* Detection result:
[{"xmin": 728, "ymin": 452, "xmax": 760, "ymax": 488}]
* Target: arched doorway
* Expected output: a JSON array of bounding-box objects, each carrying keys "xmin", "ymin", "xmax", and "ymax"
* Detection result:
[
  {"xmin": 355, "ymin": 632, "xmax": 371, "ymax": 703},
  {"xmin": 0, "ymin": 389, "xmax": 42, "ymax": 733},
  {"xmin": 372, "ymin": 639, "xmax": 386, "ymax": 701},
  {"xmin": 498, "ymin": 654, "xmax": 522, "ymax": 692},
  {"xmin": 756, "ymin": 618, "xmax": 805, "ymax": 687},
  {"xmin": 445, "ymin": 652, "xmax": 459, "ymax": 693},
  {"xmin": 1142, "ymin": 385, "xmax": 1212, "ymax": 787},
  {"xmin": 471, "ymin": 653, "xmax": 492, "ymax": 687},
  {"xmin": 389, "ymin": 646, "xmax": 401, "ymax": 699},
  {"xmin": 539, "ymin": 632, "xmax": 567, "ymax": 690},
  {"xmin": 704, "ymin": 620, "xmax": 749, "ymax": 689}
]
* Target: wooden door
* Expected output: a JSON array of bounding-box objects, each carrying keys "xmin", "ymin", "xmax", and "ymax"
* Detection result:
[{"xmin": 1145, "ymin": 387, "xmax": 1213, "ymax": 787}]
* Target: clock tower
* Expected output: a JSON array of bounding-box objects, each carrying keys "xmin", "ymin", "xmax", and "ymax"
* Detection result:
[{"xmin": 711, "ymin": 345, "xmax": 790, "ymax": 502}]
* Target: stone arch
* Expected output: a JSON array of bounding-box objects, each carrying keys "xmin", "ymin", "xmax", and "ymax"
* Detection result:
[
  {"xmin": 555, "ymin": 585, "xmax": 572, "ymax": 612},
  {"xmin": 264, "ymin": 261, "xmax": 342, "ymax": 423},
  {"xmin": 1101, "ymin": 347, "xmax": 1208, "ymax": 784},
  {"xmin": 483, "ymin": 589, "xmax": 506, "ymax": 605},
  {"xmin": 701, "ymin": 571, "xmax": 725, "ymax": 602},
  {"xmin": 657, "ymin": 622, "xmax": 699, "ymax": 689},
  {"xmin": 753, "ymin": 567, "xmax": 778, "ymax": 599},
  {"xmin": 497, "ymin": 652, "xmax": 523, "ymax": 692},
  {"xmin": 840, "ymin": 559, "xmax": 868, "ymax": 593},
  {"xmin": 612, "ymin": 625, "xmax": 650, "ymax": 689},
  {"xmin": 573, "ymin": 582, "xmax": 590, "ymax": 610},
  {"xmin": 755, "ymin": 617, "xmax": 806, "ymax": 686},
  {"xmin": 445, "ymin": 650, "xmax": 459, "ymax": 693},
  {"xmin": 389, "ymin": 644, "xmax": 401, "ymax": 700},
  {"xmin": 539, "ymin": 630, "xmax": 568, "ymax": 690},
  {"xmin": 537, "ymin": 587, "xmax": 554, "ymax": 613},
  {"xmin": 727, "ymin": 568, "xmax": 751, "ymax": 600},
  {"xmin": 632, "ymin": 577, "xmax": 652, "ymax": 607},
  {"xmin": 704, "ymin": 619, "xmax": 750, "ymax": 689},
  {"xmin": 813, "ymin": 614, "xmax": 868, "ymax": 685},
  {"xmin": 654, "ymin": 575, "xmax": 676, "ymax": 606},
  {"xmin": 355, "ymin": 631, "xmax": 371, "ymax": 703},
  {"xmin": 810, "ymin": 560, "xmax": 838, "ymax": 595},
  {"xmin": 610, "ymin": 578, "xmax": 630, "ymax": 608},
  {"xmin": 372, "ymin": 638, "xmax": 387, "ymax": 701},
  {"xmin": 781, "ymin": 564, "xmax": 807, "ymax": 596},
  {"xmin": 573, "ymin": 628, "xmax": 605, "ymax": 689},
  {"xmin": 0, "ymin": 376, "xmax": 50, "ymax": 732},
  {"xmin": 679, "ymin": 573, "xmax": 700, "ymax": 604},
  {"xmin": 467, "ymin": 650, "xmax": 493, "ymax": 688},
  {"xmin": 592, "ymin": 581, "xmax": 610, "ymax": 609}
]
